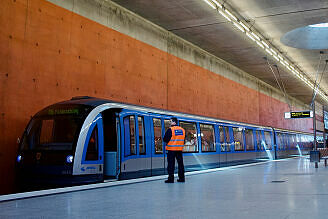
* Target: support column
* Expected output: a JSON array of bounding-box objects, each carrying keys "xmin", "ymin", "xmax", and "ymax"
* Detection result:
[
  {"xmin": 313, "ymin": 102, "xmax": 318, "ymax": 168},
  {"xmin": 324, "ymin": 105, "xmax": 326, "ymax": 148}
]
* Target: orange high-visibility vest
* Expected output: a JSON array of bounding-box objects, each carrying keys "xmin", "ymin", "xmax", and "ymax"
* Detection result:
[{"xmin": 166, "ymin": 126, "xmax": 186, "ymax": 151}]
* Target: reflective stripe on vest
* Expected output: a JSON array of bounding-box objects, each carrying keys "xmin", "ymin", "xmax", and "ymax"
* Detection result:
[{"xmin": 166, "ymin": 126, "xmax": 186, "ymax": 151}]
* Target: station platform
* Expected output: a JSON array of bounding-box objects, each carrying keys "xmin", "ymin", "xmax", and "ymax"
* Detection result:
[{"xmin": 1, "ymin": 157, "xmax": 328, "ymax": 218}]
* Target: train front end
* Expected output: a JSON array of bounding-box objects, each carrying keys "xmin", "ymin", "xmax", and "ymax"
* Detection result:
[{"xmin": 15, "ymin": 103, "xmax": 95, "ymax": 191}]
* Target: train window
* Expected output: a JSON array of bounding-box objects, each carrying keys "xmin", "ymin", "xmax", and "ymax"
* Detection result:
[
  {"xmin": 296, "ymin": 134, "xmax": 301, "ymax": 148},
  {"xmin": 256, "ymin": 131, "xmax": 263, "ymax": 150},
  {"xmin": 233, "ymin": 127, "xmax": 244, "ymax": 151},
  {"xmin": 22, "ymin": 116, "xmax": 80, "ymax": 151},
  {"xmin": 86, "ymin": 126, "xmax": 99, "ymax": 161},
  {"xmin": 283, "ymin": 134, "xmax": 288, "ymax": 149},
  {"xmin": 123, "ymin": 116, "xmax": 136, "ymax": 156},
  {"xmin": 40, "ymin": 120, "xmax": 54, "ymax": 144},
  {"xmin": 291, "ymin": 134, "xmax": 296, "ymax": 149},
  {"xmin": 153, "ymin": 118, "xmax": 163, "ymax": 154},
  {"xmin": 245, "ymin": 129, "xmax": 254, "ymax": 151},
  {"xmin": 219, "ymin": 126, "xmax": 231, "ymax": 152},
  {"xmin": 200, "ymin": 124, "xmax": 215, "ymax": 152},
  {"xmin": 138, "ymin": 116, "xmax": 146, "ymax": 155},
  {"xmin": 263, "ymin": 131, "xmax": 272, "ymax": 150},
  {"xmin": 225, "ymin": 127, "xmax": 231, "ymax": 151},
  {"xmin": 288, "ymin": 134, "xmax": 293, "ymax": 149},
  {"xmin": 180, "ymin": 121, "xmax": 198, "ymax": 153},
  {"xmin": 164, "ymin": 119, "xmax": 171, "ymax": 132}
]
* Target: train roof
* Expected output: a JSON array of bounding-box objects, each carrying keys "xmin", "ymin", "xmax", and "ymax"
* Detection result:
[
  {"xmin": 56, "ymin": 96, "xmax": 113, "ymax": 107},
  {"xmin": 35, "ymin": 96, "xmax": 313, "ymax": 135}
]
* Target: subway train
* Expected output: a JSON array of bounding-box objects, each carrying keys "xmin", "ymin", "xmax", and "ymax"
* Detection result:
[{"xmin": 16, "ymin": 96, "xmax": 314, "ymax": 190}]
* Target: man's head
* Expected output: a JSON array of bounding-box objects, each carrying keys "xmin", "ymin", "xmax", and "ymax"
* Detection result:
[{"xmin": 170, "ymin": 117, "xmax": 178, "ymax": 126}]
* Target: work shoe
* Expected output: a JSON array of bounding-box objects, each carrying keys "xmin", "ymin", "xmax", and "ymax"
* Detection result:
[
  {"xmin": 165, "ymin": 179, "xmax": 174, "ymax": 183},
  {"xmin": 177, "ymin": 178, "xmax": 185, "ymax": 182}
]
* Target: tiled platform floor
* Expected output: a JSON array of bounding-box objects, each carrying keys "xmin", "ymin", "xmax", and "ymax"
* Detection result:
[{"xmin": 1, "ymin": 157, "xmax": 327, "ymax": 218}]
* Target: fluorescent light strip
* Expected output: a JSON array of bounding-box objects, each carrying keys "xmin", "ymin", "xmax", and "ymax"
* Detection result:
[
  {"xmin": 233, "ymin": 22, "xmax": 245, "ymax": 32},
  {"xmin": 256, "ymin": 41, "xmax": 265, "ymax": 49},
  {"xmin": 224, "ymin": 9, "xmax": 238, "ymax": 21},
  {"xmin": 212, "ymin": 0, "xmax": 222, "ymax": 8},
  {"xmin": 270, "ymin": 49, "xmax": 277, "ymax": 55},
  {"xmin": 239, "ymin": 22, "xmax": 250, "ymax": 32},
  {"xmin": 246, "ymin": 32, "xmax": 255, "ymax": 41},
  {"xmin": 278, "ymin": 55, "xmax": 283, "ymax": 60},
  {"xmin": 265, "ymin": 48, "xmax": 272, "ymax": 56},
  {"xmin": 280, "ymin": 60, "xmax": 286, "ymax": 66},
  {"xmin": 273, "ymin": 55, "xmax": 279, "ymax": 61},
  {"xmin": 203, "ymin": 0, "xmax": 216, "ymax": 9},
  {"xmin": 251, "ymin": 32, "xmax": 260, "ymax": 41},
  {"xmin": 219, "ymin": 10, "xmax": 232, "ymax": 21},
  {"xmin": 262, "ymin": 41, "xmax": 269, "ymax": 48}
]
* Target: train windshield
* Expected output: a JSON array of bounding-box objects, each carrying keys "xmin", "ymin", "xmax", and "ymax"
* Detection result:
[{"xmin": 20, "ymin": 105, "xmax": 90, "ymax": 151}]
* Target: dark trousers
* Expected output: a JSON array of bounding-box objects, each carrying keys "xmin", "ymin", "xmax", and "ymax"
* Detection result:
[{"xmin": 167, "ymin": 150, "xmax": 185, "ymax": 179}]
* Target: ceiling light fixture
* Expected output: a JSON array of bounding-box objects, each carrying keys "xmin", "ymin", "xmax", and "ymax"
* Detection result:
[
  {"xmin": 256, "ymin": 41, "xmax": 265, "ymax": 49},
  {"xmin": 251, "ymin": 32, "xmax": 260, "ymax": 41},
  {"xmin": 277, "ymin": 55, "xmax": 283, "ymax": 60},
  {"xmin": 203, "ymin": 0, "xmax": 216, "ymax": 9},
  {"xmin": 309, "ymin": 23, "xmax": 328, "ymax": 28},
  {"xmin": 224, "ymin": 9, "xmax": 238, "ymax": 21},
  {"xmin": 212, "ymin": 0, "xmax": 222, "ymax": 8},
  {"xmin": 270, "ymin": 49, "xmax": 277, "ymax": 55},
  {"xmin": 233, "ymin": 22, "xmax": 245, "ymax": 32},
  {"xmin": 219, "ymin": 11, "xmax": 231, "ymax": 22},
  {"xmin": 246, "ymin": 32, "xmax": 255, "ymax": 41},
  {"xmin": 239, "ymin": 22, "xmax": 250, "ymax": 32},
  {"xmin": 265, "ymin": 49, "xmax": 273, "ymax": 56},
  {"xmin": 273, "ymin": 55, "xmax": 279, "ymax": 62},
  {"xmin": 262, "ymin": 41, "xmax": 269, "ymax": 48}
]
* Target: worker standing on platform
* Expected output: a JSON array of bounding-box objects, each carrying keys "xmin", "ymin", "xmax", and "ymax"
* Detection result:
[{"xmin": 163, "ymin": 117, "xmax": 186, "ymax": 183}]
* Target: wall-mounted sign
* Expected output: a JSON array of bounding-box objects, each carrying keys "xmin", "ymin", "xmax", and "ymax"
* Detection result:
[
  {"xmin": 324, "ymin": 111, "xmax": 328, "ymax": 129},
  {"xmin": 284, "ymin": 111, "xmax": 313, "ymax": 119}
]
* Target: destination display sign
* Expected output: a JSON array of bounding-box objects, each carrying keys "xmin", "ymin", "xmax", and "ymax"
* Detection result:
[
  {"xmin": 48, "ymin": 109, "xmax": 79, "ymax": 115},
  {"xmin": 284, "ymin": 111, "xmax": 313, "ymax": 119}
]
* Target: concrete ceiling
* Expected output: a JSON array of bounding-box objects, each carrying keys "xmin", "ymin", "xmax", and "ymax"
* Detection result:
[{"xmin": 112, "ymin": 0, "xmax": 328, "ymax": 106}]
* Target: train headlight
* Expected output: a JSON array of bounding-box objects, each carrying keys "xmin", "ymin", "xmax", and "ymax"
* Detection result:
[
  {"xmin": 17, "ymin": 155, "xmax": 22, "ymax": 163},
  {"xmin": 66, "ymin": 155, "xmax": 74, "ymax": 163}
]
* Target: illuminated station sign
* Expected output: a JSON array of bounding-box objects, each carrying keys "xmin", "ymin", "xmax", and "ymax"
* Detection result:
[{"xmin": 284, "ymin": 111, "xmax": 313, "ymax": 119}]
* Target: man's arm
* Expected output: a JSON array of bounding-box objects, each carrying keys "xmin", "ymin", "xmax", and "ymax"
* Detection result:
[{"xmin": 163, "ymin": 128, "xmax": 172, "ymax": 144}]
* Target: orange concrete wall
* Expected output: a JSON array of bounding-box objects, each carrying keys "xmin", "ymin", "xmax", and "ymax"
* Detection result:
[{"xmin": 0, "ymin": 0, "xmax": 312, "ymax": 194}]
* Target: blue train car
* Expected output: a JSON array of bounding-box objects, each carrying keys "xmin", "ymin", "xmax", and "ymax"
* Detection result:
[{"xmin": 15, "ymin": 96, "xmax": 313, "ymax": 190}]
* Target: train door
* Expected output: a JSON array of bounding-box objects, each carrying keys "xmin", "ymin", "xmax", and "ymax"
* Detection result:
[
  {"xmin": 255, "ymin": 130, "xmax": 264, "ymax": 160},
  {"xmin": 150, "ymin": 116, "xmax": 170, "ymax": 176},
  {"xmin": 218, "ymin": 125, "xmax": 230, "ymax": 167},
  {"xmin": 102, "ymin": 109, "xmax": 120, "ymax": 179},
  {"xmin": 119, "ymin": 111, "xmax": 152, "ymax": 179},
  {"xmin": 244, "ymin": 128, "xmax": 256, "ymax": 162},
  {"xmin": 179, "ymin": 120, "xmax": 200, "ymax": 171},
  {"xmin": 80, "ymin": 114, "xmax": 104, "ymax": 178},
  {"xmin": 231, "ymin": 127, "xmax": 245, "ymax": 164},
  {"xmin": 263, "ymin": 130, "xmax": 274, "ymax": 160}
]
